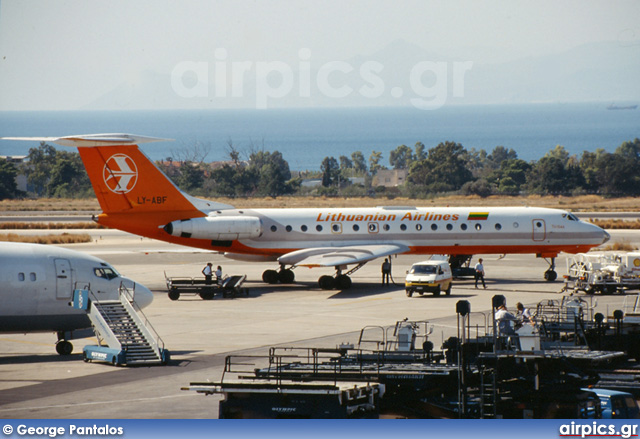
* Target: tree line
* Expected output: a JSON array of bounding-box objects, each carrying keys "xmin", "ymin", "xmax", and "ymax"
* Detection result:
[
  {"xmin": 1, "ymin": 138, "xmax": 639, "ymax": 200},
  {"xmin": 0, "ymin": 143, "xmax": 91, "ymax": 200}
]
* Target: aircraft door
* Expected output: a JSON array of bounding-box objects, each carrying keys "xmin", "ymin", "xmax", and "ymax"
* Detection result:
[
  {"xmin": 54, "ymin": 258, "xmax": 72, "ymax": 299},
  {"xmin": 532, "ymin": 219, "xmax": 546, "ymax": 242}
]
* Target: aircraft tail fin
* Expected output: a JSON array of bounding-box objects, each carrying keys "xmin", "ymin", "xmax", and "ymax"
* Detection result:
[
  {"xmin": 3, "ymin": 134, "xmax": 230, "ymax": 215},
  {"xmin": 2, "ymin": 134, "xmax": 233, "ymax": 216},
  {"xmin": 77, "ymin": 143, "xmax": 203, "ymax": 214}
]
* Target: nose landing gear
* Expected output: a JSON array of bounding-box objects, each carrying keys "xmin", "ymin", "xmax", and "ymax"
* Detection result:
[
  {"xmin": 544, "ymin": 257, "xmax": 557, "ymax": 282},
  {"xmin": 56, "ymin": 340, "xmax": 73, "ymax": 355},
  {"xmin": 56, "ymin": 331, "xmax": 74, "ymax": 355}
]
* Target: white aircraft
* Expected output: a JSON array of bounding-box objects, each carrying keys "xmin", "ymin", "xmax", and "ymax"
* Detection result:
[
  {"xmin": 0, "ymin": 242, "xmax": 153, "ymax": 355},
  {"xmin": 3, "ymin": 134, "xmax": 610, "ymax": 289}
]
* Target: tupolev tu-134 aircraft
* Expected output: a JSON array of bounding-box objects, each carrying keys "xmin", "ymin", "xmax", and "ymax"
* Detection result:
[{"xmin": 3, "ymin": 134, "xmax": 610, "ymax": 289}]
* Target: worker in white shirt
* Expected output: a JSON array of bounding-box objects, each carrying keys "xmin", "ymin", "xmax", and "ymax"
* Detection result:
[
  {"xmin": 202, "ymin": 262, "xmax": 213, "ymax": 285},
  {"xmin": 215, "ymin": 265, "xmax": 223, "ymax": 285},
  {"xmin": 474, "ymin": 258, "xmax": 486, "ymax": 289},
  {"xmin": 495, "ymin": 302, "xmax": 517, "ymax": 336}
]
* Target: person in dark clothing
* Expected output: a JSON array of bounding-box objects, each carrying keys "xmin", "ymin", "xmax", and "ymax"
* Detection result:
[{"xmin": 381, "ymin": 258, "xmax": 391, "ymax": 286}]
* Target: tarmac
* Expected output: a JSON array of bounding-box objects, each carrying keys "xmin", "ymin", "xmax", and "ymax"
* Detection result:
[{"xmin": 0, "ymin": 228, "xmax": 638, "ymax": 419}]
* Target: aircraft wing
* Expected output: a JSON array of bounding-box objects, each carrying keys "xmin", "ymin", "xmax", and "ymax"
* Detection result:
[
  {"xmin": 1, "ymin": 133, "xmax": 170, "ymax": 147},
  {"xmin": 278, "ymin": 244, "xmax": 410, "ymax": 268}
]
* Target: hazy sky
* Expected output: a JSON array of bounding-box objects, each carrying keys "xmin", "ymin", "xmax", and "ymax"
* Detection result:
[{"xmin": 0, "ymin": 0, "xmax": 638, "ymax": 110}]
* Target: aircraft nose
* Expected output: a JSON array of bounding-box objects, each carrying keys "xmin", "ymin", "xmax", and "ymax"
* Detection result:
[
  {"xmin": 602, "ymin": 229, "xmax": 611, "ymax": 244},
  {"xmin": 121, "ymin": 277, "xmax": 154, "ymax": 309}
]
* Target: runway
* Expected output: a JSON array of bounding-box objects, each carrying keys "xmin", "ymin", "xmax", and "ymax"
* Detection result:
[{"xmin": 0, "ymin": 229, "xmax": 638, "ymax": 418}]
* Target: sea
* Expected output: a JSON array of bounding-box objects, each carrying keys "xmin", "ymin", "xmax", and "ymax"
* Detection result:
[{"xmin": 0, "ymin": 103, "xmax": 638, "ymax": 171}]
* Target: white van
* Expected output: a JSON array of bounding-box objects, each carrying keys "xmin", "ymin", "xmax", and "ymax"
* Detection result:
[{"xmin": 405, "ymin": 260, "xmax": 453, "ymax": 297}]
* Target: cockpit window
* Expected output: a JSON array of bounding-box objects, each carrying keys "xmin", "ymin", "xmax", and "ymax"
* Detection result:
[
  {"xmin": 563, "ymin": 213, "xmax": 579, "ymax": 221},
  {"xmin": 94, "ymin": 267, "xmax": 119, "ymax": 280}
]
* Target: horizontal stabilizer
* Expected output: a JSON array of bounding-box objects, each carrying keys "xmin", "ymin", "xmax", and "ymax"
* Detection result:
[
  {"xmin": 1, "ymin": 133, "xmax": 171, "ymax": 147},
  {"xmin": 278, "ymin": 244, "xmax": 410, "ymax": 267}
]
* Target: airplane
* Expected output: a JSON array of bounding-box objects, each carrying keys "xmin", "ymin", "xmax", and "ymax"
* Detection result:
[
  {"xmin": 2, "ymin": 134, "xmax": 610, "ymax": 289},
  {"xmin": 0, "ymin": 241, "xmax": 153, "ymax": 355}
]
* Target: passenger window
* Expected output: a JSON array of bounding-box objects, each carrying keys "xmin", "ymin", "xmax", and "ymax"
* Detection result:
[
  {"xmin": 446, "ymin": 224, "xmax": 453, "ymax": 231},
  {"xmin": 30, "ymin": 272, "xmax": 37, "ymax": 281},
  {"xmin": 316, "ymin": 225, "xmax": 323, "ymax": 232},
  {"xmin": 495, "ymin": 223, "xmax": 502, "ymax": 230},
  {"xmin": 285, "ymin": 225, "xmax": 292, "ymax": 232},
  {"xmin": 475, "ymin": 223, "xmax": 482, "ymax": 231},
  {"xmin": 431, "ymin": 224, "xmax": 438, "ymax": 231},
  {"xmin": 353, "ymin": 224, "xmax": 360, "ymax": 232},
  {"xmin": 416, "ymin": 224, "xmax": 422, "ymax": 231},
  {"xmin": 461, "ymin": 224, "xmax": 468, "ymax": 231},
  {"xmin": 270, "ymin": 225, "xmax": 277, "ymax": 232},
  {"xmin": 382, "ymin": 224, "xmax": 390, "ymax": 231},
  {"xmin": 400, "ymin": 224, "xmax": 407, "ymax": 231},
  {"xmin": 301, "ymin": 225, "xmax": 308, "ymax": 232},
  {"xmin": 18, "ymin": 272, "xmax": 25, "ymax": 281}
]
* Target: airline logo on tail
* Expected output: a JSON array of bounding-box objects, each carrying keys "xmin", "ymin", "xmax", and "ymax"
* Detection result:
[{"xmin": 103, "ymin": 154, "xmax": 138, "ymax": 194}]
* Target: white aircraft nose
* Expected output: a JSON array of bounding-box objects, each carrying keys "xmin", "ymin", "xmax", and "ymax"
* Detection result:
[
  {"xmin": 120, "ymin": 277, "xmax": 154, "ymax": 309},
  {"xmin": 602, "ymin": 230, "xmax": 611, "ymax": 243}
]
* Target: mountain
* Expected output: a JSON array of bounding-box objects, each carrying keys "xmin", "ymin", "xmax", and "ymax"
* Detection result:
[
  {"xmin": 463, "ymin": 41, "xmax": 640, "ymax": 104},
  {"xmin": 85, "ymin": 40, "xmax": 640, "ymax": 110}
]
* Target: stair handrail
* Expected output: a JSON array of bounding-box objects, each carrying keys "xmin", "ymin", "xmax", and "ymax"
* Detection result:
[
  {"xmin": 118, "ymin": 282, "xmax": 166, "ymax": 356},
  {"xmin": 77, "ymin": 285, "xmax": 124, "ymax": 351}
]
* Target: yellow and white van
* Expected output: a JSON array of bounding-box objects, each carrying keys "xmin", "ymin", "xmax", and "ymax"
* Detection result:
[{"xmin": 405, "ymin": 260, "xmax": 453, "ymax": 297}]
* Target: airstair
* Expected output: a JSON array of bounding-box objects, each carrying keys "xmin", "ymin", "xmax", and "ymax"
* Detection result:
[
  {"xmin": 478, "ymin": 363, "xmax": 498, "ymax": 418},
  {"xmin": 72, "ymin": 284, "xmax": 169, "ymax": 366}
]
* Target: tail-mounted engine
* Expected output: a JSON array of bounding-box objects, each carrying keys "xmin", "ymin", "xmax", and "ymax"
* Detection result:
[{"xmin": 164, "ymin": 216, "xmax": 262, "ymax": 241}]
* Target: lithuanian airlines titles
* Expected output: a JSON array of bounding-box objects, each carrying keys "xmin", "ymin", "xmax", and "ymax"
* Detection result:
[{"xmin": 3, "ymin": 134, "xmax": 610, "ymax": 289}]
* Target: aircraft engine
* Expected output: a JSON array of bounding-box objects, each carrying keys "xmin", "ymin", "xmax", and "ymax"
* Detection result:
[{"xmin": 164, "ymin": 216, "xmax": 262, "ymax": 240}]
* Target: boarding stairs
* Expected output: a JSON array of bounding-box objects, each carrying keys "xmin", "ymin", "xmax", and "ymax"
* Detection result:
[{"xmin": 73, "ymin": 284, "xmax": 168, "ymax": 366}]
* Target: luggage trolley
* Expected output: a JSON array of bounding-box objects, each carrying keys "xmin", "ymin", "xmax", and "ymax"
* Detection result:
[{"xmin": 165, "ymin": 272, "xmax": 249, "ymax": 300}]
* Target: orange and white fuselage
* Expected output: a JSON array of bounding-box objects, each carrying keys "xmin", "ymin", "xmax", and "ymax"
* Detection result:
[
  {"xmin": 159, "ymin": 205, "xmax": 605, "ymax": 261},
  {"xmin": 2, "ymin": 134, "xmax": 610, "ymax": 286}
]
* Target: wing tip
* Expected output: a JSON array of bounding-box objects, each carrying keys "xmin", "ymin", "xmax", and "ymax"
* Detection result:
[{"xmin": 1, "ymin": 133, "xmax": 172, "ymax": 147}]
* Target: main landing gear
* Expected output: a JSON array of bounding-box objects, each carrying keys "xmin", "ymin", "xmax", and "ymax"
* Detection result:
[
  {"xmin": 318, "ymin": 264, "xmax": 366, "ymax": 290},
  {"xmin": 544, "ymin": 257, "xmax": 558, "ymax": 282},
  {"xmin": 262, "ymin": 265, "xmax": 296, "ymax": 285},
  {"xmin": 262, "ymin": 264, "xmax": 360, "ymax": 290},
  {"xmin": 318, "ymin": 272, "xmax": 352, "ymax": 290}
]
